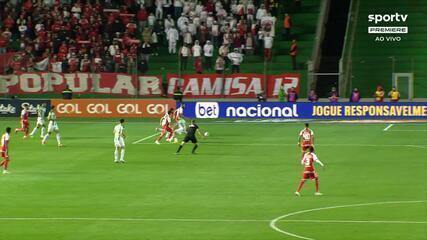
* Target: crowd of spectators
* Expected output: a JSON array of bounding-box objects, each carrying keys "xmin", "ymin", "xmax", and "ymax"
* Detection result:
[
  {"xmin": 273, "ymin": 85, "xmax": 401, "ymax": 102},
  {"xmin": 296, "ymin": 86, "xmax": 401, "ymax": 102},
  {"xmin": 0, "ymin": 0, "xmax": 285, "ymax": 74}
]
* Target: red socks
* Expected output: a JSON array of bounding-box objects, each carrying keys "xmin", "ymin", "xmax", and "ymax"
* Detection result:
[
  {"xmin": 315, "ymin": 179, "xmax": 319, "ymax": 192},
  {"xmin": 0, "ymin": 160, "xmax": 9, "ymax": 170},
  {"xmin": 297, "ymin": 180, "xmax": 305, "ymax": 192}
]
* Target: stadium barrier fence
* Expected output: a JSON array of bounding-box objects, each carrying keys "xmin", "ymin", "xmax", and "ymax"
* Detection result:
[
  {"xmin": 0, "ymin": 72, "xmax": 301, "ymax": 99},
  {"xmin": 0, "ymin": 99, "xmax": 175, "ymax": 118},
  {"xmin": 181, "ymin": 102, "xmax": 427, "ymax": 120}
]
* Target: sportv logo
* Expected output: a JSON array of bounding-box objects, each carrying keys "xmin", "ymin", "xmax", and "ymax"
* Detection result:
[
  {"xmin": 226, "ymin": 104, "xmax": 299, "ymax": 118},
  {"xmin": 368, "ymin": 13, "xmax": 408, "ymax": 24},
  {"xmin": 195, "ymin": 102, "xmax": 219, "ymax": 118}
]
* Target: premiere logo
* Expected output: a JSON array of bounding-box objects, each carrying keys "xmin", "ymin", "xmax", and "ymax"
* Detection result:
[{"xmin": 367, "ymin": 13, "xmax": 408, "ymax": 42}]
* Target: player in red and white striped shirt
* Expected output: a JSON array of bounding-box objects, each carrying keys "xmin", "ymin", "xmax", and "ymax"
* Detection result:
[
  {"xmin": 295, "ymin": 146, "xmax": 325, "ymax": 196},
  {"xmin": 155, "ymin": 109, "xmax": 177, "ymax": 144},
  {"xmin": 0, "ymin": 127, "xmax": 12, "ymax": 174},
  {"xmin": 298, "ymin": 123, "xmax": 314, "ymax": 159},
  {"xmin": 15, "ymin": 104, "xmax": 30, "ymax": 139}
]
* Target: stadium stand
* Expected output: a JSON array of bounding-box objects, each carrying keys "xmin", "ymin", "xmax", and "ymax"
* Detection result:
[
  {"xmin": 0, "ymin": 0, "xmax": 322, "ymax": 98},
  {"xmin": 344, "ymin": 0, "xmax": 427, "ymax": 98}
]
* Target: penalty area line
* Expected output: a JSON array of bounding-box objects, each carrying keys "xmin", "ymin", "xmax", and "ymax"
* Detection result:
[{"xmin": 132, "ymin": 133, "xmax": 160, "ymax": 144}]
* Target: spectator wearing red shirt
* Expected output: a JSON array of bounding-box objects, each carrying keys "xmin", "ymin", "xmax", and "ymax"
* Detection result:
[
  {"xmin": 92, "ymin": 53, "xmax": 103, "ymax": 73},
  {"xmin": 4, "ymin": 15, "xmax": 15, "ymax": 30},
  {"xmin": 126, "ymin": 21, "xmax": 137, "ymax": 36},
  {"xmin": 10, "ymin": 55, "xmax": 23, "ymax": 73},
  {"xmin": 136, "ymin": 6, "xmax": 148, "ymax": 32},
  {"xmin": 194, "ymin": 57, "xmax": 203, "ymax": 74},
  {"xmin": 68, "ymin": 53, "xmax": 79, "ymax": 73},
  {"xmin": 205, "ymin": 0, "xmax": 215, "ymax": 13},
  {"xmin": 23, "ymin": 0, "xmax": 33, "ymax": 12},
  {"xmin": 0, "ymin": 32, "xmax": 9, "ymax": 54},
  {"xmin": 80, "ymin": 54, "xmax": 91, "ymax": 72},
  {"xmin": 57, "ymin": 43, "xmax": 68, "ymax": 61}
]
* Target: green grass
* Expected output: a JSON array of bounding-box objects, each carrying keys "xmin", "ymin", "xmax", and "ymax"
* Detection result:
[{"xmin": 0, "ymin": 118, "xmax": 426, "ymax": 240}]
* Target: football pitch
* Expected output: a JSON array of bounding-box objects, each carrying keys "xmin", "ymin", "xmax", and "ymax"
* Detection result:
[{"xmin": 0, "ymin": 118, "xmax": 426, "ymax": 240}]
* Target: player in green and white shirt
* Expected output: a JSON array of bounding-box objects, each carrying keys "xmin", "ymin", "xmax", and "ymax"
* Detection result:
[
  {"xmin": 173, "ymin": 104, "xmax": 186, "ymax": 135},
  {"xmin": 30, "ymin": 103, "xmax": 47, "ymax": 138},
  {"xmin": 42, "ymin": 106, "xmax": 62, "ymax": 147},
  {"xmin": 113, "ymin": 119, "xmax": 126, "ymax": 163}
]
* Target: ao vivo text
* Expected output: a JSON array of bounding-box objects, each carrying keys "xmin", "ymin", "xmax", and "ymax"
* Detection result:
[{"xmin": 375, "ymin": 36, "xmax": 402, "ymax": 42}]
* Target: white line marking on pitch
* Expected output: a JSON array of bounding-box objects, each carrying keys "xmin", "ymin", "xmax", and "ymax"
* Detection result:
[
  {"xmin": 0, "ymin": 217, "xmax": 424, "ymax": 224},
  {"xmin": 269, "ymin": 200, "xmax": 427, "ymax": 240},
  {"xmin": 133, "ymin": 142, "xmax": 427, "ymax": 149},
  {"xmin": 388, "ymin": 130, "xmax": 427, "ymax": 132},
  {"xmin": 132, "ymin": 133, "xmax": 160, "ymax": 144},
  {"xmin": 383, "ymin": 124, "xmax": 394, "ymax": 131},
  {"xmin": 279, "ymin": 219, "xmax": 427, "ymax": 224},
  {"xmin": 0, "ymin": 217, "xmax": 267, "ymax": 222}
]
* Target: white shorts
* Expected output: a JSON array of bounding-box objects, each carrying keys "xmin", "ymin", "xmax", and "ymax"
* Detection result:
[
  {"xmin": 114, "ymin": 137, "xmax": 125, "ymax": 148},
  {"xmin": 178, "ymin": 119, "xmax": 186, "ymax": 128},
  {"xmin": 36, "ymin": 117, "xmax": 45, "ymax": 126},
  {"xmin": 47, "ymin": 121, "xmax": 59, "ymax": 133}
]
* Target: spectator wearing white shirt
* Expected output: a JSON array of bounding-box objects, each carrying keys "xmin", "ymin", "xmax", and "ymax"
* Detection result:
[
  {"xmin": 227, "ymin": 49, "xmax": 244, "ymax": 73},
  {"xmin": 183, "ymin": 1, "xmax": 191, "ymax": 15},
  {"xmin": 108, "ymin": 40, "xmax": 120, "ymax": 57},
  {"xmin": 164, "ymin": 15, "xmax": 175, "ymax": 32},
  {"xmin": 192, "ymin": 40, "xmax": 202, "ymax": 58},
  {"xmin": 215, "ymin": 56, "xmax": 225, "ymax": 74},
  {"xmin": 206, "ymin": 13, "xmax": 214, "ymax": 28},
  {"xmin": 166, "ymin": 26, "xmax": 179, "ymax": 54},
  {"xmin": 155, "ymin": 0, "xmax": 163, "ymax": 20},
  {"xmin": 203, "ymin": 40, "xmax": 214, "ymax": 70},
  {"xmin": 211, "ymin": 21, "xmax": 220, "ymax": 47},
  {"xmin": 179, "ymin": 44, "xmax": 191, "ymax": 71},
  {"xmin": 183, "ymin": 29, "xmax": 193, "ymax": 45},
  {"xmin": 177, "ymin": 14, "xmax": 189, "ymax": 31},
  {"xmin": 219, "ymin": 44, "xmax": 230, "ymax": 69},
  {"xmin": 263, "ymin": 32, "xmax": 274, "ymax": 61},
  {"xmin": 256, "ymin": 4, "xmax": 267, "ymax": 21},
  {"xmin": 188, "ymin": 20, "xmax": 197, "ymax": 36},
  {"xmin": 148, "ymin": 13, "xmax": 156, "ymax": 27}
]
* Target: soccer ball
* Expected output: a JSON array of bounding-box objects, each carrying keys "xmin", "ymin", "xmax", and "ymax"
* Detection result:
[{"xmin": 204, "ymin": 132, "xmax": 209, "ymax": 137}]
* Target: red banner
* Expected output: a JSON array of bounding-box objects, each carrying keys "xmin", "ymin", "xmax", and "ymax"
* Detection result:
[
  {"xmin": 0, "ymin": 72, "xmax": 163, "ymax": 96},
  {"xmin": 51, "ymin": 99, "xmax": 175, "ymax": 118},
  {"xmin": 167, "ymin": 73, "xmax": 300, "ymax": 98},
  {"xmin": 0, "ymin": 52, "xmax": 16, "ymax": 74}
]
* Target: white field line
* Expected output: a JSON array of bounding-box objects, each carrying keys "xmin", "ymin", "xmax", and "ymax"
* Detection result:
[
  {"xmin": 388, "ymin": 130, "xmax": 427, "ymax": 132},
  {"xmin": 132, "ymin": 133, "xmax": 160, "ymax": 144},
  {"xmin": 134, "ymin": 142, "xmax": 427, "ymax": 149},
  {"xmin": 383, "ymin": 124, "xmax": 394, "ymax": 131},
  {"xmin": 276, "ymin": 219, "xmax": 427, "ymax": 224},
  {"xmin": 269, "ymin": 200, "xmax": 427, "ymax": 240},
  {"xmin": 0, "ymin": 217, "xmax": 424, "ymax": 224}
]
